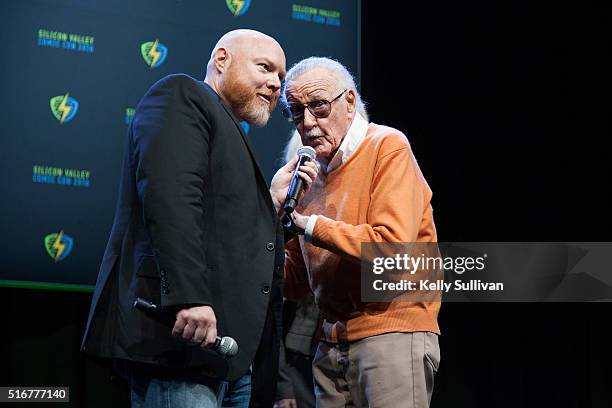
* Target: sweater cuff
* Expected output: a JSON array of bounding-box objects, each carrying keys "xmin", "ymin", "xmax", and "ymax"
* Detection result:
[{"xmin": 310, "ymin": 215, "xmax": 334, "ymax": 247}]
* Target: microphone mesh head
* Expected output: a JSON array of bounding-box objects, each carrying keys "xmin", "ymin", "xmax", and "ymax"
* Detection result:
[
  {"xmin": 219, "ymin": 336, "xmax": 239, "ymax": 358},
  {"xmin": 297, "ymin": 145, "xmax": 316, "ymax": 160}
]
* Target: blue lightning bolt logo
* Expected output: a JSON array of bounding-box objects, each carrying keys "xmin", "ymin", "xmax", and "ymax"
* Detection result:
[
  {"xmin": 44, "ymin": 231, "xmax": 74, "ymax": 262},
  {"xmin": 226, "ymin": 0, "xmax": 251, "ymax": 16},
  {"xmin": 50, "ymin": 94, "xmax": 79, "ymax": 124},
  {"xmin": 140, "ymin": 40, "xmax": 168, "ymax": 68}
]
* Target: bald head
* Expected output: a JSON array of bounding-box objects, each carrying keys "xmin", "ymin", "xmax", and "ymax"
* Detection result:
[
  {"xmin": 204, "ymin": 29, "xmax": 286, "ymax": 127},
  {"xmin": 206, "ymin": 29, "xmax": 282, "ymax": 78}
]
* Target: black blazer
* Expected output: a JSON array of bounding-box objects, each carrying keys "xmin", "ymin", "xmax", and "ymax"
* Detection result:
[{"xmin": 81, "ymin": 74, "xmax": 284, "ymax": 400}]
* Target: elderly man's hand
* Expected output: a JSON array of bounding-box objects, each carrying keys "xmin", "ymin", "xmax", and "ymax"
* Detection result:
[
  {"xmin": 287, "ymin": 210, "xmax": 309, "ymax": 231},
  {"xmin": 270, "ymin": 155, "xmax": 319, "ymax": 214}
]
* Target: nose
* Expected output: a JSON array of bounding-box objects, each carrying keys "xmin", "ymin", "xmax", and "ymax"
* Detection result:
[
  {"xmin": 267, "ymin": 75, "xmax": 282, "ymax": 92},
  {"xmin": 302, "ymin": 107, "xmax": 317, "ymax": 129}
]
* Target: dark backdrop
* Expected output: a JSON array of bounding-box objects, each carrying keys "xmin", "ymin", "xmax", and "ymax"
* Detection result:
[
  {"xmin": 0, "ymin": 0, "xmax": 358, "ymax": 289},
  {"xmin": 2, "ymin": 1, "xmax": 611, "ymax": 406},
  {"xmin": 361, "ymin": 1, "xmax": 611, "ymax": 407}
]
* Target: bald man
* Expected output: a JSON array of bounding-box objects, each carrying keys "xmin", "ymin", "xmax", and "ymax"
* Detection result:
[{"xmin": 82, "ymin": 30, "xmax": 317, "ymax": 408}]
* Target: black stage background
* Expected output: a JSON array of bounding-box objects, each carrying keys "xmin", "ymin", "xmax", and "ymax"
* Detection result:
[{"xmin": 2, "ymin": 1, "xmax": 611, "ymax": 406}]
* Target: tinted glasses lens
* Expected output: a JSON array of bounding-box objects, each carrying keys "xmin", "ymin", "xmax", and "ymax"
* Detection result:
[{"xmin": 310, "ymin": 101, "xmax": 331, "ymax": 118}]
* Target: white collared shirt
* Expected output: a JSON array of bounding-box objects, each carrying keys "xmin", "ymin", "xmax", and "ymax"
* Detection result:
[
  {"xmin": 317, "ymin": 113, "xmax": 369, "ymax": 174},
  {"xmin": 305, "ymin": 113, "xmax": 369, "ymax": 241}
]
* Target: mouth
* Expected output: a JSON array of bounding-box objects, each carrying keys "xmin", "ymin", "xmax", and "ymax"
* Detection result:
[
  {"xmin": 305, "ymin": 130, "xmax": 325, "ymax": 140},
  {"xmin": 256, "ymin": 93, "xmax": 272, "ymax": 104},
  {"xmin": 306, "ymin": 136, "xmax": 326, "ymax": 145}
]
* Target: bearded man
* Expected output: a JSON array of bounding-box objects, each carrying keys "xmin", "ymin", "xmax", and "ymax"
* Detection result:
[{"xmin": 81, "ymin": 30, "xmax": 317, "ymax": 408}]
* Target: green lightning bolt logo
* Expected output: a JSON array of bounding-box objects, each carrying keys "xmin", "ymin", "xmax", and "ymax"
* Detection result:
[
  {"xmin": 226, "ymin": 0, "xmax": 251, "ymax": 16},
  {"xmin": 44, "ymin": 230, "xmax": 74, "ymax": 262},
  {"xmin": 140, "ymin": 40, "xmax": 168, "ymax": 68},
  {"xmin": 50, "ymin": 94, "xmax": 79, "ymax": 124}
]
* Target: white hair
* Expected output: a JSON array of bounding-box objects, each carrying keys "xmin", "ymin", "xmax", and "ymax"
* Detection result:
[{"xmin": 282, "ymin": 57, "xmax": 368, "ymax": 120}]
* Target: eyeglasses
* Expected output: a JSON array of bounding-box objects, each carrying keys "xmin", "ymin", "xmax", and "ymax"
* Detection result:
[{"xmin": 282, "ymin": 89, "xmax": 347, "ymax": 124}]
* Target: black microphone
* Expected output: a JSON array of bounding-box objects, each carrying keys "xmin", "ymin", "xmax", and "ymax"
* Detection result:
[
  {"xmin": 133, "ymin": 297, "xmax": 239, "ymax": 358},
  {"xmin": 283, "ymin": 145, "xmax": 316, "ymax": 214}
]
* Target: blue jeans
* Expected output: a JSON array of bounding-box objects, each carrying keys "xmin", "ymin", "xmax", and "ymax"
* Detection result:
[{"xmin": 118, "ymin": 361, "xmax": 251, "ymax": 408}]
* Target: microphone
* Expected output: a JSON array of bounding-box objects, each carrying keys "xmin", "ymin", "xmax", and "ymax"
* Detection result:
[
  {"xmin": 283, "ymin": 145, "xmax": 316, "ymax": 214},
  {"xmin": 133, "ymin": 297, "xmax": 239, "ymax": 358}
]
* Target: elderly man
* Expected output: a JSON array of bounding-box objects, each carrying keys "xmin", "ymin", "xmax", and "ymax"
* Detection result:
[
  {"xmin": 81, "ymin": 30, "xmax": 317, "ymax": 408},
  {"xmin": 282, "ymin": 57, "xmax": 441, "ymax": 408}
]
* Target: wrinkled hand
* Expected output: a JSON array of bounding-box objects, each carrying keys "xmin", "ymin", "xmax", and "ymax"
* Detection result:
[
  {"xmin": 172, "ymin": 305, "xmax": 217, "ymax": 349},
  {"xmin": 287, "ymin": 210, "xmax": 309, "ymax": 231},
  {"xmin": 273, "ymin": 399, "xmax": 298, "ymax": 408},
  {"xmin": 270, "ymin": 155, "xmax": 319, "ymax": 214}
]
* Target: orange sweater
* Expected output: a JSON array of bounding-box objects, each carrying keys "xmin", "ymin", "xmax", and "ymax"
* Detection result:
[{"xmin": 284, "ymin": 123, "xmax": 441, "ymax": 343}]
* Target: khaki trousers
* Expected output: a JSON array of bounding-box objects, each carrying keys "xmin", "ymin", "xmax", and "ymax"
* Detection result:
[{"xmin": 313, "ymin": 332, "xmax": 440, "ymax": 408}]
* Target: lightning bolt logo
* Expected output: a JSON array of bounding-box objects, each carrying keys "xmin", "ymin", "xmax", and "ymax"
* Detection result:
[
  {"xmin": 44, "ymin": 231, "xmax": 74, "ymax": 262},
  {"xmin": 58, "ymin": 94, "xmax": 72, "ymax": 124},
  {"xmin": 231, "ymin": 0, "xmax": 245, "ymax": 15},
  {"xmin": 50, "ymin": 94, "xmax": 79, "ymax": 124},
  {"xmin": 140, "ymin": 40, "xmax": 168, "ymax": 68},
  {"xmin": 147, "ymin": 39, "xmax": 161, "ymax": 68},
  {"xmin": 51, "ymin": 230, "xmax": 66, "ymax": 262},
  {"xmin": 225, "ymin": 0, "xmax": 251, "ymax": 16}
]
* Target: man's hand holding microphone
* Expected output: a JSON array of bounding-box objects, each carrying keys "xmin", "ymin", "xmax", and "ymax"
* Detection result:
[
  {"xmin": 270, "ymin": 146, "xmax": 318, "ymax": 216},
  {"xmin": 136, "ymin": 147, "xmax": 318, "ymax": 358}
]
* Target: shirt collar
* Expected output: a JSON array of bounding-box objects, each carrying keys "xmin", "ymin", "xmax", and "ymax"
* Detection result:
[{"xmin": 319, "ymin": 113, "xmax": 369, "ymax": 173}]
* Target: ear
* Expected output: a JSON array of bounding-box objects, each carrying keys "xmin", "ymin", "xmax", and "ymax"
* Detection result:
[
  {"xmin": 213, "ymin": 48, "xmax": 231, "ymax": 72},
  {"xmin": 345, "ymin": 89, "xmax": 356, "ymax": 113}
]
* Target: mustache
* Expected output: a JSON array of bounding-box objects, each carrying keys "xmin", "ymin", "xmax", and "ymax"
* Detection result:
[
  {"xmin": 304, "ymin": 128, "xmax": 325, "ymax": 138},
  {"xmin": 257, "ymin": 91, "xmax": 278, "ymax": 101},
  {"xmin": 255, "ymin": 92, "xmax": 279, "ymax": 112}
]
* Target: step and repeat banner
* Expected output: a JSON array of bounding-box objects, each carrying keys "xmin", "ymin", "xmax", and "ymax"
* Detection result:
[{"xmin": 0, "ymin": 0, "xmax": 359, "ymax": 289}]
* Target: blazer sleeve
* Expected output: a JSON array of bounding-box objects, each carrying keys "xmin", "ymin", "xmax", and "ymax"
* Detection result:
[{"xmin": 133, "ymin": 75, "xmax": 214, "ymax": 308}]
